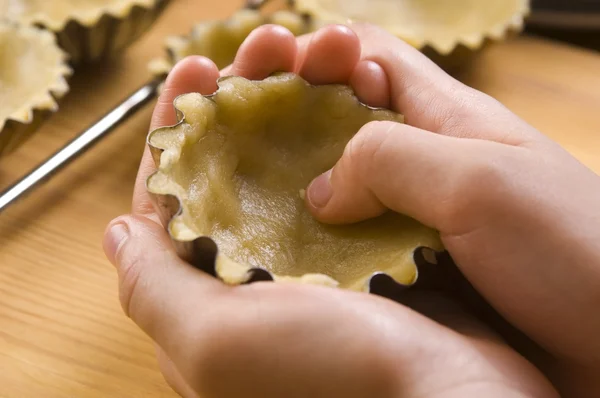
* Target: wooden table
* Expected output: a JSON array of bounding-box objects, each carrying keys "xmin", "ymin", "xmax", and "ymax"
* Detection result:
[{"xmin": 1, "ymin": 1, "xmax": 599, "ymax": 397}]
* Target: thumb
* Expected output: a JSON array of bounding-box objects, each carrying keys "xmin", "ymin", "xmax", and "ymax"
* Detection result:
[
  {"xmin": 305, "ymin": 120, "xmax": 503, "ymax": 231},
  {"xmin": 102, "ymin": 214, "xmax": 225, "ymax": 351}
]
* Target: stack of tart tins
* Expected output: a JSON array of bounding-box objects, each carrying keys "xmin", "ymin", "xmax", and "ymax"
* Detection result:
[
  {"xmin": 151, "ymin": 0, "xmax": 530, "ymax": 78},
  {"xmin": 0, "ymin": 0, "xmax": 170, "ymax": 156}
]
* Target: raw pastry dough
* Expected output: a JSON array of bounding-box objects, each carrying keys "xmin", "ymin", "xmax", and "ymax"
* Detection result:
[
  {"xmin": 295, "ymin": 0, "xmax": 529, "ymax": 55},
  {"xmin": 150, "ymin": 8, "xmax": 309, "ymax": 74},
  {"xmin": 147, "ymin": 73, "xmax": 443, "ymax": 291},
  {"xmin": 0, "ymin": 21, "xmax": 71, "ymax": 155},
  {"xmin": 0, "ymin": 0, "xmax": 168, "ymax": 64}
]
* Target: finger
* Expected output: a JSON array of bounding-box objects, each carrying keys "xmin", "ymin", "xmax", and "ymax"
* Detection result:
[
  {"xmin": 350, "ymin": 60, "xmax": 390, "ymax": 109},
  {"xmin": 226, "ymin": 24, "xmax": 297, "ymax": 79},
  {"xmin": 157, "ymin": 346, "xmax": 200, "ymax": 398},
  {"xmin": 293, "ymin": 30, "xmax": 313, "ymax": 69},
  {"xmin": 305, "ymin": 120, "xmax": 512, "ymax": 230},
  {"xmin": 132, "ymin": 56, "xmax": 220, "ymax": 220},
  {"xmin": 102, "ymin": 214, "xmax": 226, "ymax": 350},
  {"xmin": 150, "ymin": 56, "xmax": 220, "ymax": 131},
  {"xmin": 294, "ymin": 28, "xmax": 391, "ymax": 108},
  {"xmin": 297, "ymin": 24, "xmax": 361, "ymax": 85},
  {"xmin": 348, "ymin": 23, "xmax": 541, "ymax": 144},
  {"xmin": 224, "ymin": 26, "xmax": 391, "ymax": 108}
]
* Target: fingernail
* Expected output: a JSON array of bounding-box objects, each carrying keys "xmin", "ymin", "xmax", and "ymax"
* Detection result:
[
  {"xmin": 307, "ymin": 169, "xmax": 333, "ymax": 208},
  {"xmin": 104, "ymin": 221, "xmax": 130, "ymax": 266}
]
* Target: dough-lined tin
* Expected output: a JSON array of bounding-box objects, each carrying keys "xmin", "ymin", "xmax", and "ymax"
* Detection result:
[
  {"xmin": 293, "ymin": 0, "xmax": 529, "ymax": 56},
  {"xmin": 146, "ymin": 73, "xmax": 444, "ymax": 294},
  {"xmin": 1, "ymin": 0, "xmax": 171, "ymax": 65},
  {"xmin": 151, "ymin": 0, "xmax": 530, "ymax": 77},
  {"xmin": 0, "ymin": 21, "xmax": 72, "ymax": 156},
  {"xmin": 149, "ymin": 8, "xmax": 310, "ymax": 77}
]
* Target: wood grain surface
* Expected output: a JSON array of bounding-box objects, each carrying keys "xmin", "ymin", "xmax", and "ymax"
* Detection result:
[{"xmin": 1, "ymin": 0, "xmax": 599, "ymax": 397}]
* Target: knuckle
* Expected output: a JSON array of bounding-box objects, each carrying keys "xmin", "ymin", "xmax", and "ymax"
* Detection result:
[
  {"xmin": 345, "ymin": 121, "xmax": 396, "ymax": 180},
  {"xmin": 437, "ymin": 146, "xmax": 509, "ymax": 232},
  {"xmin": 133, "ymin": 196, "xmax": 157, "ymax": 217},
  {"xmin": 433, "ymin": 86, "xmax": 472, "ymax": 133},
  {"xmin": 422, "ymin": 83, "xmax": 490, "ymax": 137}
]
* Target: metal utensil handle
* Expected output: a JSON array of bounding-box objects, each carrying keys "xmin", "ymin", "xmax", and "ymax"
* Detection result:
[{"xmin": 0, "ymin": 78, "xmax": 162, "ymax": 212}]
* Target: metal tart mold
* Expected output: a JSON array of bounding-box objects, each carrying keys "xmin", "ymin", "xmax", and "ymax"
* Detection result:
[
  {"xmin": 2, "ymin": 0, "xmax": 170, "ymax": 65},
  {"xmin": 146, "ymin": 72, "xmax": 443, "ymax": 294}
]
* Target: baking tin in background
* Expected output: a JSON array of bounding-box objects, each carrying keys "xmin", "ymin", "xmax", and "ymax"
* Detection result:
[
  {"xmin": 526, "ymin": 0, "xmax": 600, "ymax": 51},
  {"xmin": 51, "ymin": 0, "xmax": 171, "ymax": 65},
  {"xmin": 529, "ymin": 0, "xmax": 600, "ymax": 29}
]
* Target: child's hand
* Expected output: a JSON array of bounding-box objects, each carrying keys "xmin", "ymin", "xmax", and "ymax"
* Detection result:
[
  {"xmin": 304, "ymin": 23, "xmax": 600, "ymax": 396},
  {"xmin": 103, "ymin": 25, "xmax": 557, "ymax": 398}
]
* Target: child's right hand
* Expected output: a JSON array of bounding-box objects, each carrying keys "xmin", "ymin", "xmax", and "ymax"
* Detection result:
[{"xmin": 305, "ymin": 23, "xmax": 600, "ymax": 396}]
